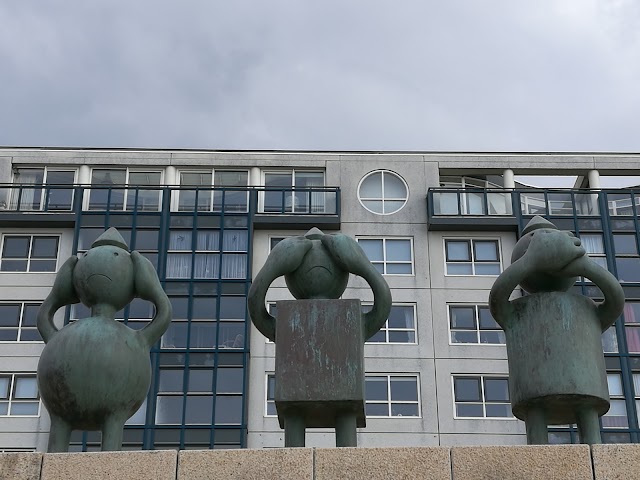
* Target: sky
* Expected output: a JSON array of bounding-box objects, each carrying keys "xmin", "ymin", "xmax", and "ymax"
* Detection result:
[{"xmin": 1, "ymin": 1, "xmax": 639, "ymax": 152}]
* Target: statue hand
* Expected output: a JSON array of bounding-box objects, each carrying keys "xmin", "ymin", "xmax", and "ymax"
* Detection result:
[
  {"xmin": 321, "ymin": 234, "xmax": 371, "ymax": 277},
  {"xmin": 524, "ymin": 229, "xmax": 586, "ymax": 273}
]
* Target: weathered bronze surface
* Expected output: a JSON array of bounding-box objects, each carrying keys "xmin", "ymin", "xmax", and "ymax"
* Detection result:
[
  {"xmin": 489, "ymin": 216, "xmax": 625, "ymax": 445},
  {"xmin": 37, "ymin": 228, "xmax": 172, "ymax": 452},
  {"xmin": 248, "ymin": 227, "xmax": 391, "ymax": 447}
]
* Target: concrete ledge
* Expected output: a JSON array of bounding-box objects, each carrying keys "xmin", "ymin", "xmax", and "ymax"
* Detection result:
[
  {"xmin": 315, "ymin": 446, "xmax": 451, "ymax": 480},
  {"xmin": 592, "ymin": 444, "xmax": 640, "ymax": 480},
  {"xmin": 40, "ymin": 450, "xmax": 177, "ymax": 480},
  {"xmin": 451, "ymin": 445, "xmax": 593, "ymax": 480},
  {"xmin": 5, "ymin": 444, "xmax": 640, "ymax": 479},
  {"xmin": 0, "ymin": 452, "xmax": 42, "ymax": 480},
  {"xmin": 178, "ymin": 448, "xmax": 313, "ymax": 480}
]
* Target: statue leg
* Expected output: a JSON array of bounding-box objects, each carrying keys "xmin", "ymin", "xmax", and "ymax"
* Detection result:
[
  {"xmin": 525, "ymin": 407, "xmax": 548, "ymax": 445},
  {"xmin": 47, "ymin": 414, "xmax": 72, "ymax": 453},
  {"xmin": 335, "ymin": 412, "xmax": 357, "ymax": 447},
  {"xmin": 284, "ymin": 412, "xmax": 305, "ymax": 447},
  {"xmin": 101, "ymin": 414, "xmax": 126, "ymax": 451},
  {"xmin": 576, "ymin": 407, "xmax": 602, "ymax": 444}
]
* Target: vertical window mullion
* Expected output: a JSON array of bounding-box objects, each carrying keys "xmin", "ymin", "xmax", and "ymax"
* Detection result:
[
  {"xmin": 480, "ymin": 375, "xmax": 487, "ymax": 418},
  {"xmin": 17, "ymin": 303, "xmax": 24, "ymax": 342},
  {"xmin": 26, "ymin": 237, "xmax": 33, "ymax": 272},
  {"xmin": 382, "ymin": 239, "xmax": 388, "ymax": 275}
]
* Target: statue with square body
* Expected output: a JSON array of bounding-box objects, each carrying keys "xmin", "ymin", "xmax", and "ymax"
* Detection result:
[
  {"xmin": 489, "ymin": 217, "xmax": 625, "ymax": 444},
  {"xmin": 248, "ymin": 227, "xmax": 391, "ymax": 447},
  {"xmin": 37, "ymin": 228, "xmax": 172, "ymax": 452}
]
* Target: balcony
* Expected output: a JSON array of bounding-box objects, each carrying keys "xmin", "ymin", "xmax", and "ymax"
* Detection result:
[
  {"xmin": 0, "ymin": 184, "xmax": 341, "ymax": 230},
  {"xmin": 427, "ymin": 188, "xmax": 626, "ymax": 232}
]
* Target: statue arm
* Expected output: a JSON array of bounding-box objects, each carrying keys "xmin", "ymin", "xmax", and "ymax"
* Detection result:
[
  {"xmin": 247, "ymin": 237, "xmax": 312, "ymax": 342},
  {"xmin": 321, "ymin": 234, "xmax": 392, "ymax": 340},
  {"xmin": 37, "ymin": 256, "xmax": 79, "ymax": 343},
  {"xmin": 132, "ymin": 251, "xmax": 173, "ymax": 348},
  {"xmin": 488, "ymin": 257, "xmax": 529, "ymax": 327},
  {"xmin": 559, "ymin": 256, "xmax": 625, "ymax": 330}
]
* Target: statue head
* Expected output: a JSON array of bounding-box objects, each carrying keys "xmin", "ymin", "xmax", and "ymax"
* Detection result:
[
  {"xmin": 284, "ymin": 228, "xmax": 349, "ymax": 299},
  {"xmin": 72, "ymin": 228, "xmax": 136, "ymax": 310},
  {"xmin": 512, "ymin": 216, "xmax": 584, "ymax": 293}
]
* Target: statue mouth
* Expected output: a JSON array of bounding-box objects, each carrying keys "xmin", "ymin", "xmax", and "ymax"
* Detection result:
[
  {"xmin": 88, "ymin": 273, "xmax": 112, "ymax": 282},
  {"xmin": 307, "ymin": 265, "xmax": 331, "ymax": 274}
]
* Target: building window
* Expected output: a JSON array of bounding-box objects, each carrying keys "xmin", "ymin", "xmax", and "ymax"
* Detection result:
[
  {"xmin": 602, "ymin": 373, "xmax": 627, "ymax": 428},
  {"xmin": 453, "ymin": 375, "xmax": 511, "ymax": 418},
  {"xmin": 87, "ymin": 169, "xmax": 162, "ymax": 212},
  {"xmin": 632, "ymin": 373, "xmax": 640, "ymax": 427},
  {"xmin": 0, "ymin": 235, "xmax": 59, "ymax": 272},
  {"xmin": 262, "ymin": 170, "xmax": 325, "ymax": 213},
  {"xmin": 266, "ymin": 374, "xmax": 420, "ymax": 418},
  {"xmin": 613, "ymin": 234, "xmax": 640, "ymax": 283},
  {"xmin": 445, "ymin": 239, "xmax": 501, "ymax": 276},
  {"xmin": 357, "ymin": 238, "xmax": 414, "ymax": 275},
  {"xmin": 358, "ymin": 170, "xmax": 408, "ymax": 215},
  {"xmin": 364, "ymin": 304, "xmax": 416, "ymax": 343},
  {"xmin": 165, "ymin": 229, "xmax": 248, "ymax": 280},
  {"xmin": 448, "ymin": 305, "xmax": 505, "ymax": 345},
  {"xmin": 581, "ymin": 234, "xmax": 607, "ymax": 269},
  {"xmin": 0, "ymin": 303, "xmax": 41, "ymax": 342},
  {"xmin": 365, "ymin": 375, "xmax": 420, "ymax": 417},
  {"xmin": 177, "ymin": 170, "xmax": 249, "ymax": 212},
  {"xmin": 623, "ymin": 303, "xmax": 640, "ymax": 353},
  {"xmin": 0, "ymin": 374, "xmax": 40, "ymax": 416},
  {"xmin": 9, "ymin": 167, "xmax": 76, "ymax": 211}
]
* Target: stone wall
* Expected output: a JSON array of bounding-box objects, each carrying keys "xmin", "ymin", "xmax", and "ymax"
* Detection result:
[{"xmin": 2, "ymin": 444, "xmax": 639, "ymax": 480}]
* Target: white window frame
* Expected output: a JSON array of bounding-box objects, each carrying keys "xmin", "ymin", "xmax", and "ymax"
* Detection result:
[
  {"xmin": 259, "ymin": 169, "xmax": 326, "ymax": 214},
  {"xmin": 0, "ymin": 302, "xmax": 42, "ymax": 343},
  {"xmin": 444, "ymin": 238, "xmax": 502, "ymax": 276},
  {"xmin": 173, "ymin": 169, "xmax": 250, "ymax": 213},
  {"xmin": 447, "ymin": 304, "xmax": 505, "ymax": 346},
  {"xmin": 365, "ymin": 374, "xmax": 421, "ymax": 418},
  {"xmin": 357, "ymin": 170, "xmax": 408, "ymax": 215},
  {"xmin": 452, "ymin": 374, "xmax": 513, "ymax": 420},
  {"xmin": 364, "ymin": 303, "xmax": 417, "ymax": 344},
  {"xmin": 356, "ymin": 237, "xmax": 415, "ymax": 276},
  {"xmin": 0, "ymin": 374, "xmax": 41, "ymax": 417},
  {"xmin": 9, "ymin": 167, "xmax": 77, "ymax": 211},
  {"xmin": 0, "ymin": 234, "xmax": 60, "ymax": 273},
  {"xmin": 265, "ymin": 373, "xmax": 276, "ymax": 417},
  {"xmin": 602, "ymin": 373, "xmax": 628, "ymax": 429},
  {"xmin": 85, "ymin": 168, "xmax": 164, "ymax": 212}
]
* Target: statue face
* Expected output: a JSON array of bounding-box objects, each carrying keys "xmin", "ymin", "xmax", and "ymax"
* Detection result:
[
  {"xmin": 285, "ymin": 239, "xmax": 349, "ymax": 299},
  {"xmin": 73, "ymin": 245, "xmax": 135, "ymax": 310}
]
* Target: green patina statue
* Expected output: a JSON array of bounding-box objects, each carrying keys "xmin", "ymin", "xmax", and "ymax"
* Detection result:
[
  {"xmin": 489, "ymin": 217, "xmax": 625, "ymax": 444},
  {"xmin": 37, "ymin": 228, "xmax": 172, "ymax": 452},
  {"xmin": 248, "ymin": 227, "xmax": 391, "ymax": 447}
]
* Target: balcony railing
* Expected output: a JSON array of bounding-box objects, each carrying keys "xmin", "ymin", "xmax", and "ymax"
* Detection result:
[{"xmin": 0, "ymin": 184, "xmax": 340, "ymax": 216}]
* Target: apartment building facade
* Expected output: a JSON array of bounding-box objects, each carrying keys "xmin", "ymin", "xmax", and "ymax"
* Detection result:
[{"xmin": 0, "ymin": 148, "xmax": 638, "ymax": 451}]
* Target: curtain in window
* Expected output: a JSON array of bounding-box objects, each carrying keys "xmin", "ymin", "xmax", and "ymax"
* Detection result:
[
  {"xmin": 11, "ymin": 169, "xmax": 42, "ymax": 210},
  {"xmin": 582, "ymin": 235, "xmax": 604, "ymax": 255},
  {"xmin": 624, "ymin": 303, "xmax": 640, "ymax": 353}
]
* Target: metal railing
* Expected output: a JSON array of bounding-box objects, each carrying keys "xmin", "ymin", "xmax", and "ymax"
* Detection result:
[{"xmin": 0, "ymin": 184, "xmax": 340, "ymax": 216}]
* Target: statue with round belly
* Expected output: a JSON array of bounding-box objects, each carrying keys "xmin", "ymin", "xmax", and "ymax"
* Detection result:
[
  {"xmin": 248, "ymin": 228, "xmax": 391, "ymax": 447},
  {"xmin": 489, "ymin": 217, "xmax": 625, "ymax": 444},
  {"xmin": 37, "ymin": 228, "xmax": 172, "ymax": 452}
]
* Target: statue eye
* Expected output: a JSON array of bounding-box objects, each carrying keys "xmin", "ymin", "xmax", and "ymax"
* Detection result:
[{"xmin": 114, "ymin": 252, "xmax": 119, "ymax": 256}]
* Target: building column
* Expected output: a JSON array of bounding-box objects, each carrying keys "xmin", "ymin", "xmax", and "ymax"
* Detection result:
[
  {"xmin": 249, "ymin": 167, "xmax": 261, "ymax": 186},
  {"xmin": 165, "ymin": 165, "xmax": 178, "ymax": 186},
  {"xmin": 503, "ymin": 169, "xmax": 515, "ymax": 189},
  {"xmin": 587, "ymin": 169, "xmax": 600, "ymax": 189},
  {"xmin": 78, "ymin": 165, "xmax": 91, "ymax": 185}
]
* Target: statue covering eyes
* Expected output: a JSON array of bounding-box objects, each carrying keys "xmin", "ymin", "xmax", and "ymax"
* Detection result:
[{"xmin": 248, "ymin": 227, "xmax": 391, "ymax": 447}]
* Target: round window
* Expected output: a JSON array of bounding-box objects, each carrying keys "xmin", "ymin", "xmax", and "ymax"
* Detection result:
[{"xmin": 358, "ymin": 170, "xmax": 408, "ymax": 215}]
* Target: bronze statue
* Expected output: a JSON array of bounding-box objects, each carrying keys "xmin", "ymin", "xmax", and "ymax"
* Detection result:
[
  {"xmin": 37, "ymin": 228, "xmax": 172, "ymax": 452},
  {"xmin": 248, "ymin": 227, "xmax": 391, "ymax": 447},
  {"xmin": 489, "ymin": 217, "xmax": 625, "ymax": 444}
]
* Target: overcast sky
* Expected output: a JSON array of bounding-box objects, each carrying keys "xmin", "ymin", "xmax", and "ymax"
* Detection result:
[{"xmin": 1, "ymin": 1, "xmax": 639, "ymax": 152}]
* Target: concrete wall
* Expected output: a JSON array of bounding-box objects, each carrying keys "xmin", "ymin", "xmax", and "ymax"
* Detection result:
[{"xmin": 3, "ymin": 444, "xmax": 639, "ymax": 480}]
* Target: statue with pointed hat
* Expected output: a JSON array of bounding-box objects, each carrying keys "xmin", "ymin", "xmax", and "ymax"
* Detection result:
[
  {"xmin": 489, "ymin": 216, "xmax": 624, "ymax": 444},
  {"xmin": 248, "ymin": 227, "xmax": 391, "ymax": 447},
  {"xmin": 37, "ymin": 227, "xmax": 172, "ymax": 452}
]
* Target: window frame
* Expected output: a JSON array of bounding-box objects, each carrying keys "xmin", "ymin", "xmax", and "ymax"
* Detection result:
[
  {"xmin": 260, "ymin": 169, "xmax": 326, "ymax": 214},
  {"xmin": 0, "ymin": 374, "xmax": 41, "ymax": 417},
  {"xmin": 85, "ymin": 168, "xmax": 164, "ymax": 212},
  {"xmin": 444, "ymin": 238, "xmax": 502, "ymax": 276},
  {"xmin": 364, "ymin": 303, "xmax": 417, "ymax": 344},
  {"xmin": 447, "ymin": 304, "xmax": 505, "ymax": 346},
  {"xmin": 0, "ymin": 302, "xmax": 42, "ymax": 343},
  {"xmin": 357, "ymin": 170, "xmax": 409, "ymax": 215},
  {"xmin": 356, "ymin": 237, "xmax": 415, "ymax": 276},
  {"xmin": 10, "ymin": 167, "xmax": 77, "ymax": 212},
  {"xmin": 174, "ymin": 169, "xmax": 250, "ymax": 213},
  {"xmin": 452, "ymin": 374, "xmax": 513, "ymax": 420},
  {"xmin": 0, "ymin": 234, "xmax": 60, "ymax": 273}
]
